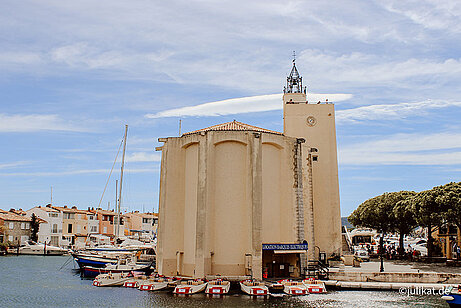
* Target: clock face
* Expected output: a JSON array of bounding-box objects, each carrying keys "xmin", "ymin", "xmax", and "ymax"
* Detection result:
[{"xmin": 306, "ymin": 116, "xmax": 317, "ymax": 127}]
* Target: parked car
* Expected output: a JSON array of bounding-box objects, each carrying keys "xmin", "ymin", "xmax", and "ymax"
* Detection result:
[{"xmin": 354, "ymin": 248, "xmax": 370, "ymax": 261}]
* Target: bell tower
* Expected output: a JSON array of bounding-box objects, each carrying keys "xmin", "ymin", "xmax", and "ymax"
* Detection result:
[{"xmin": 283, "ymin": 57, "xmax": 342, "ymax": 258}]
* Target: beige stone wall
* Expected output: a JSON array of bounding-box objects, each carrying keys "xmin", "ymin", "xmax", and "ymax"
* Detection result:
[
  {"xmin": 283, "ymin": 93, "xmax": 342, "ymax": 257},
  {"xmin": 157, "ymin": 131, "xmax": 299, "ymax": 279}
]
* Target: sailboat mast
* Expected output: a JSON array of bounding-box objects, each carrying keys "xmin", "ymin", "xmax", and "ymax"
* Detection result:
[{"xmin": 116, "ymin": 124, "xmax": 128, "ymax": 239}]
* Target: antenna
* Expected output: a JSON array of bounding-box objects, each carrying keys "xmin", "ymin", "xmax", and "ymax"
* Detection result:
[
  {"xmin": 50, "ymin": 186, "xmax": 53, "ymax": 205},
  {"xmin": 179, "ymin": 119, "xmax": 182, "ymax": 136},
  {"xmin": 292, "ymin": 50, "xmax": 296, "ymax": 63}
]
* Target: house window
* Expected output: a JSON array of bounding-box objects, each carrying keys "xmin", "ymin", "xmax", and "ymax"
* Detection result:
[
  {"xmin": 52, "ymin": 224, "xmax": 58, "ymax": 233},
  {"xmin": 142, "ymin": 218, "xmax": 151, "ymax": 224},
  {"xmin": 88, "ymin": 215, "xmax": 94, "ymax": 220},
  {"xmin": 67, "ymin": 224, "xmax": 73, "ymax": 233},
  {"xmin": 103, "ymin": 227, "xmax": 107, "ymax": 234},
  {"xmin": 90, "ymin": 226, "xmax": 97, "ymax": 233},
  {"xmin": 50, "ymin": 236, "xmax": 59, "ymax": 246},
  {"xmin": 21, "ymin": 222, "xmax": 25, "ymax": 230},
  {"xmin": 9, "ymin": 222, "xmax": 14, "ymax": 229},
  {"xmin": 8, "ymin": 235, "xmax": 13, "ymax": 242},
  {"xmin": 49, "ymin": 213, "xmax": 58, "ymax": 218},
  {"xmin": 25, "ymin": 222, "xmax": 30, "ymax": 229},
  {"xmin": 63, "ymin": 213, "xmax": 75, "ymax": 219}
]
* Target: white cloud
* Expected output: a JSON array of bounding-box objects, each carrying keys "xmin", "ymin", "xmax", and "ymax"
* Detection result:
[
  {"xmin": 0, "ymin": 167, "xmax": 159, "ymax": 177},
  {"xmin": 146, "ymin": 93, "xmax": 353, "ymax": 118},
  {"xmin": 125, "ymin": 152, "xmax": 161, "ymax": 162},
  {"xmin": 0, "ymin": 114, "xmax": 88, "ymax": 132},
  {"xmin": 379, "ymin": 0, "xmax": 461, "ymax": 33},
  {"xmin": 339, "ymin": 132, "xmax": 461, "ymax": 165},
  {"xmin": 0, "ymin": 161, "xmax": 29, "ymax": 169},
  {"xmin": 51, "ymin": 43, "xmax": 125, "ymax": 69},
  {"xmin": 337, "ymin": 100, "xmax": 461, "ymax": 123}
]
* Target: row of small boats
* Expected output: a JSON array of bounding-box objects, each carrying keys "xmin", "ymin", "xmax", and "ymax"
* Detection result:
[{"xmin": 92, "ymin": 273, "xmax": 326, "ymax": 296}]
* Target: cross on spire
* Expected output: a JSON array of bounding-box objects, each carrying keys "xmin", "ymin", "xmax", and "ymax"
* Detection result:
[{"xmin": 284, "ymin": 52, "xmax": 306, "ymax": 94}]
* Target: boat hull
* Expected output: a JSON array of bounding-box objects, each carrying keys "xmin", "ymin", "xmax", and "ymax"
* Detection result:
[
  {"xmin": 93, "ymin": 274, "xmax": 131, "ymax": 287},
  {"xmin": 206, "ymin": 282, "xmax": 230, "ymax": 295},
  {"xmin": 240, "ymin": 283, "xmax": 269, "ymax": 296},
  {"xmin": 82, "ymin": 263, "xmax": 152, "ymax": 278},
  {"xmin": 302, "ymin": 279, "xmax": 327, "ymax": 293},
  {"xmin": 174, "ymin": 282, "xmax": 207, "ymax": 295},
  {"xmin": 139, "ymin": 281, "xmax": 170, "ymax": 291},
  {"xmin": 72, "ymin": 253, "xmax": 119, "ymax": 269},
  {"xmin": 443, "ymin": 293, "xmax": 461, "ymax": 308}
]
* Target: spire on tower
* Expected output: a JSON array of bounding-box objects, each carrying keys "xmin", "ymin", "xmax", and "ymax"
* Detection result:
[{"xmin": 284, "ymin": 52, "xmax": 306, "ymax": 94}]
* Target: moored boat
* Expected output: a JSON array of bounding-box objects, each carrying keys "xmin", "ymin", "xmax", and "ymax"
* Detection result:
[
  {"xmin": 72, "ymin": 252, "xmax": 120, "ymax": 269},
  {"xmin": 9, "ymin": 240, "xmax": 67, "ymax": 255},
  {"xmin": 442, "ymin": 287, "xmax": 461, "ymax": 308},
  {"xmin": 240, "ymin": 279, "xmax": 269, "ymax": 296},
  {"xmin": 205, "ymin": 278, "xmax": 230, "ymax": 295},
  {"xmin": 93, "ymin": 272, "xmax": 132, "ymax": 287},
  {"xmin": 173, "ymin": 279, "xmax": 207, "ymax": 295},
  {"xmin": 302, "ymin": 278, "xmax": 327, "ymax": 293},
  {"xmin": 138, "ymin": 275, "xmax": 177, "ymax": 291},
  {"xmin": 280, "ymin": 279, "xmax": 308, "ymax": 296},
  {"xmin": 82, "ymin": 260, "xmax": 153, "ymax": 278}
]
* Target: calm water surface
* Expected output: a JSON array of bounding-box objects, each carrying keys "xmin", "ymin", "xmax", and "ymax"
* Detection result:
[{"xmin": 0, "ymin": 256, "xmax": 448, "ymax": 308}]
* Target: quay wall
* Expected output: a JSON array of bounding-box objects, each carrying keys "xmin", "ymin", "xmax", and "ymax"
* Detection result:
[{"xmin": 330, "ymin": 271, "xmax": 461, "ymax": 284}]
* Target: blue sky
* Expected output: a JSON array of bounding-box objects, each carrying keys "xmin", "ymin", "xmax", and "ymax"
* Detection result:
[{"xmin": 1, "ymin": 0, "xmax": 461, "ymax": 215}]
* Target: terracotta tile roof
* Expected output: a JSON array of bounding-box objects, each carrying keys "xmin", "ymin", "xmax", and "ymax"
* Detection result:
[
  {"xmin": 90, "ymin": 209, "xmax": 116, "ymax": 216},
  {"xmin": 183, "ymin": 120, "xmax": 283, "ymax": 136},
  {"xmin": 0, "ymin": 212, "xmax": 32, "ymax": 222},
  {"xmin": 37, "ymin": 206, "xmax": 60, "ymax": 213},
  {"xmin": 51, "ymin": 206, "xmax": 90, "ymax": 215}
]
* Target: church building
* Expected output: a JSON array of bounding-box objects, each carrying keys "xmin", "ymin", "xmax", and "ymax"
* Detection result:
[{"xmin": 155, "ymin": 61, "xmax": 342, "ymax": 280}]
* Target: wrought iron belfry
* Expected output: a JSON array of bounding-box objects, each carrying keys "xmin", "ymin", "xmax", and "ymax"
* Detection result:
[{"xmin": 284, "ymin": 52, "xmax": 307, "ymax": 94}]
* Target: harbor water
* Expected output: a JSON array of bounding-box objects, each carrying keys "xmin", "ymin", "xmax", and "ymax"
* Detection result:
[{"xmin": 0, "ymin": 256, "xmax": 448, "ymax": 307}]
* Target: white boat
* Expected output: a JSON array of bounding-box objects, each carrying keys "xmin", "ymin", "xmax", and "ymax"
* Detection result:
[
  {"xmin": 205, "ymin": 279, "xmax": 230, "ymax": 295},
  {"xmin": 280, "ymin": 279, "xmax": 308, "ymax": 295},
  {"xmin": 138, "ymin": 276, "xmax": 177, "ymax": 291},
  {"xmin": 10, "ymin": 240, "xmax": 67, "ymax": 255},
  {"xmin": 240, "ymin": 279, "xmax": 269, "ymax": 296},
  {"xmin": 302, "ymin": 278, "xmax": 327, "ymax": 293},
  {"xmin": 173, "ymin": 279, "xmax": 208, "ymax": 295},
  {"xmin": 92, "ymin": 272, "xmax": 132, "ymax": 287}
]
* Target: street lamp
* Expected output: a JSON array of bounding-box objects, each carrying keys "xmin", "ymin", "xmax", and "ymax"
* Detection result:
[{"xmin": 379, "ymin": 231, "xmax": 384, "ymax": 272}]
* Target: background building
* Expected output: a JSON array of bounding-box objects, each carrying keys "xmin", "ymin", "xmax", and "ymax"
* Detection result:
[
  {"xmin": 156, "ymin": 62, "xmax": 342, "ymax": 279},
  {"xmin": 27, "ymin": 205, "xmax": 63, "ymax": 246},
  {"xmin": 124, "ymin": 211, "xmax": 158, "ymax": 238},
  {"xmin": 0, "ymin": 210, "xmax": 33, "ymax": 245}
]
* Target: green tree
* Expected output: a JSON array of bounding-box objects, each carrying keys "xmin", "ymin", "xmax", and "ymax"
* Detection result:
[
  {"xmin": 411, "ymin": 186, "xmax": 448, "ymax": 258},
  {"xmin": 30, "ymin": 214, "xmax": 40, "ymax": 243},
  {"xmin": 392, "ymin": 191, "xmax": 417, "ymax": 255},
  {"xmin": 349, "ymin": 193, "xmax": 396, "ymax": 260},
  {"xmin": 438, "ymin": 182, "xmax": 461, "ymax": 246}
]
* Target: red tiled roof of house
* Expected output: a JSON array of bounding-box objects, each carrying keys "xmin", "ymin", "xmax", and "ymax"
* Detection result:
[
  {"xmin": 51, "ymin": 206, "xmax": 90, "ymax": 215},
  {"xmin": 183, "ymin": 120, "xmax": 283, "ymax": 136},
  {"xmin": 90, "ymin": 209, "xmax": 116, "ymax": 216},
  {"xmin": 0, "ymin": 212, "xmax": 32, "ymax": 222},
  {"xmin": 38, "ymin": 206, "xmax": 60, "ymax": 213}
]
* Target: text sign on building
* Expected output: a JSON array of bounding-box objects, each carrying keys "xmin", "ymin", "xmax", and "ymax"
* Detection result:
[{"xmin": 262, "ymin": 243, "xmax": 308, "ymax": 250}]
